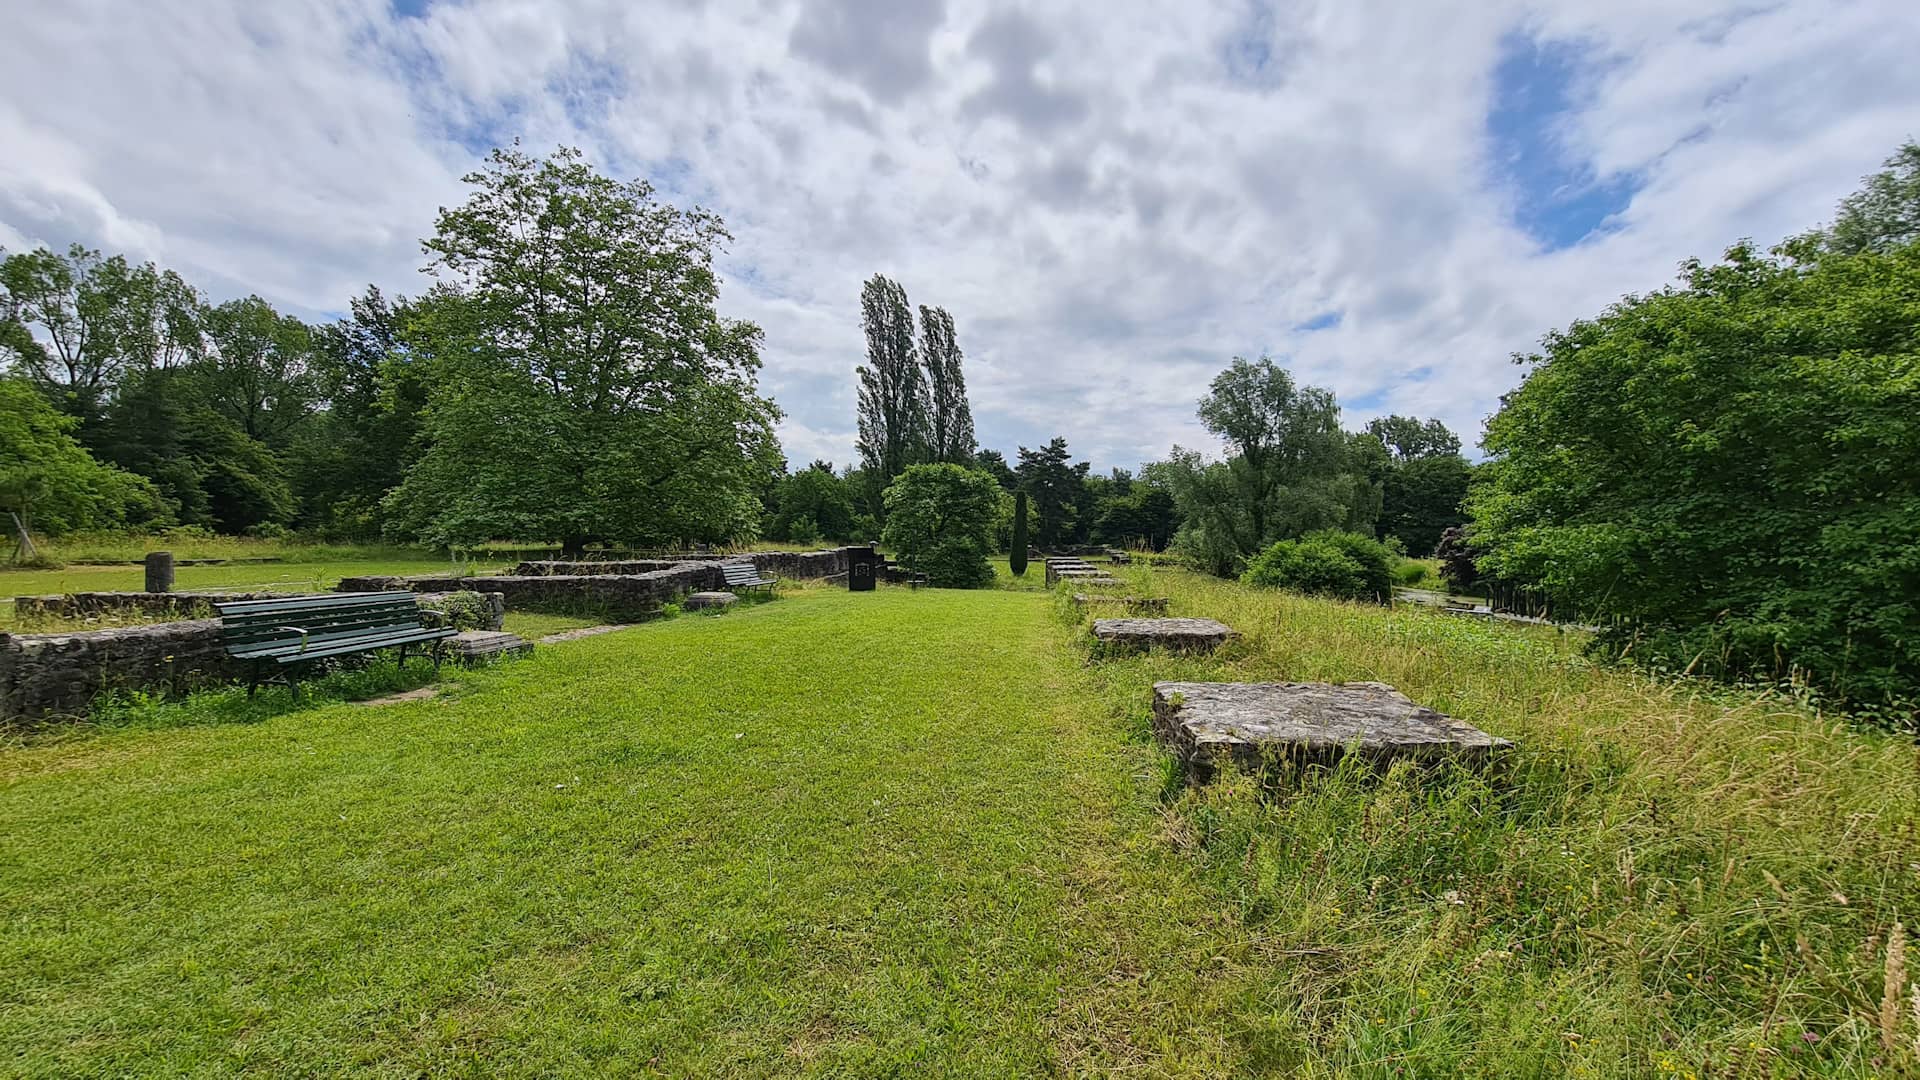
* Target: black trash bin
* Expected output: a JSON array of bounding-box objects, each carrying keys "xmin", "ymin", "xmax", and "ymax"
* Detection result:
[{"xmin": 847, "ymin": 543, "xmax": 879, "ymax": 592}]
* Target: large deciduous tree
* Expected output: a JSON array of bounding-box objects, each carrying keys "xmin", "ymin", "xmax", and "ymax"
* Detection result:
[
  {"xmin": 1366, "ymin": 414, "xmax": 1472, "ymax": 555},
  {"xmin": 1471, "ymin": 236, "xmax": 1920, "ymax": 711},
  {"xmin": 880, "ymin": 463, "xmax": 999, "ymax": 588},
  {"xmin": 1159, "ymin": 357, "xmax": 1377, "ymax": 574},
  {"xmin": 0, "ymin": 374, "xmax": 162, "ymax": 538},
  {"xmin": 0, "ymin": 244, "xmax": 203, "ymax": 426},
  {"xmin": 384, "ymin": 145, "xmax": 781, "ymax": 552}
]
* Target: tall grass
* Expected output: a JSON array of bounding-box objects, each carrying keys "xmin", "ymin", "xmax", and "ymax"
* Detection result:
[{"xmin": 1068, "ymin": 567, "xmax": 1920, "ymax": 1076}]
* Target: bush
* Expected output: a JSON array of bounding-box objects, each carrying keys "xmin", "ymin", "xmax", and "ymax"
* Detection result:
[
  {"xmin": 1394, "ymin": 560, "xmax": 1431, "ymax": 586},
  {"xmin": 1471, "ymin": 231, "xmax": 1920, "ymax": 711},
  {"xmin": 880, "ymin": 464, "xmax": 1000, "ymax": 589},
  {"xmin": 1241, "ymin": 530, "xmax": 1395, "ymax": 602}
]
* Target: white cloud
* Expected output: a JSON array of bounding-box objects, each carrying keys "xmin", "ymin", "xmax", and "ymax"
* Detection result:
[{"xmin": 3, "ymin": 0, "xmax": 1916, "ymax": 468}]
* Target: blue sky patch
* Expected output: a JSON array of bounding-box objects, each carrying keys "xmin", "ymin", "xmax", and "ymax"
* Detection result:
[
  {"xmin": 1486, "ymin": 32, "xmax": 1642, "ymax": 251},
  {"xmin": 1295, "ymin": 310, "xmax": 1342, "ymax": 332}
]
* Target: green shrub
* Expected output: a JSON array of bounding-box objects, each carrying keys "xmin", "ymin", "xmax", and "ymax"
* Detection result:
[
  {"xmin": 1471, "ymin": 230, "xmax": 1920, "ymax": 713},
  {"xmin": 880, "ymin": 464, "xmax": 999, "ymax": 589},
  {"xmin": 1241, "ymin": 530, "xmax": 1394, "ymax": 602},
  {"xmin": 1394, "ymin": 559, "xmax": 1431, "ymax": 586}
]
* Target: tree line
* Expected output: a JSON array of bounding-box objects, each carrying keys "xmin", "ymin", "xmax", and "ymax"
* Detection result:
[{"xmin": 3, "ymin": 145, "xmax": 780, "ymax": 554}]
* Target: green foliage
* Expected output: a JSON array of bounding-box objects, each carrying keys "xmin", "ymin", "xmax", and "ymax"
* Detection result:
[
  {"xmin": 1378, "ymin": 450, "xmax": 1473, "ymax": 556},
  {"xmin": 1364, "ymin": 413, "xmax": 1461, "ymax": 460},
  {"xmin": 1015, "ymin": 436, "xmax": 1088, "ymax": 548},
  {"xmin": 880, "ymin": 463, "xmax": 998, "ymax": 588},
  {"xmin": 0, "ymin": 375, "xmax": 163, "ymax": 537},
  {"xmin": 1472, "ymin": 235, "xmax": 1920, "ymax": 712},
  {"xmin": 1240, "ymin": 529, "xmax": 1395, "ymax": 601},
  {"xmin": 919, "ymin": 304, "xmax": 976, "ymax": 463},
  {"xmin": 974, "ymin": 448, "xmax": 1018, "ymax": 491},
  {"xmin": 1818, "ymin": 140, "xmax": 1920, "ymax": 256},
  {"xmin": 0, "ymin": 244, "xmax": 203, "ymax": 425},
  {"xmin": 854, "ymin": 274, "xmax": 928, "ymax": 507},
  {"xmin": 767, "ymin": 463, "xmax": 855, "ymax": 543},
  {"xmin": 1009, "ymin": 490, "xmax": 1029, "ymax": 576},
  {"xmin": 1157, "ymin": 357, "xmax": 1380, "ymax": 575},
  {"xmin": 383, "ymin": 146, "xmax": 781, "ymax": 551},
  {"xmin": 419, "ymin": 590, "xmax": 492, "ymax": 632},
  {"xmin": 1394, "ymin": 559, "xmax": 1432, "ymax": 586}
]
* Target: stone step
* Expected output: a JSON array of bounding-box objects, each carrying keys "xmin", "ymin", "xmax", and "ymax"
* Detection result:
[
  {"xmin": 684, "ymin": 591, "xmax": 738, "ymax": 610},
  {"xmin": 450, "ymin": 630, "xmax": 533, "ymax": 664}
]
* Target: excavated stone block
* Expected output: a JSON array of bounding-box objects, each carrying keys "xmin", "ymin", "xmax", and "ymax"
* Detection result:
[
  {"xmin": 683, "ymin": 591, "xmax": 738, "ymax": 610},
  {"xmin": 449, "ymin": 630, "xmax": 532, "ymax": 664},
  {"xmin": 1071, "ymin": 594, "xmax": 1169, "ymax": 614},
  {"xmin": 1151, "ymin": 681, "xmax": 1512, "ymax": 781},
  {"xmin": 1092, "ymin": 617, "xmax": 1234, "ymax": 652}
]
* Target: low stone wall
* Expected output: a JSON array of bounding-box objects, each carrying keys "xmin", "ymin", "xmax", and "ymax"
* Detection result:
[
  {"xmin": 335, "ymin": 575, "xmax": 469, "ymax": 593},
  {"xmin": 342, "ymin": 564, "xmax": 726, "ymax": 620},
  {"xmin": 12, "ymin": 591, "xmax": 297, "ymax": 620},
  {"xmin": 1, "ymin": 620, "xmax": 237, "ymax": 727},
  {"xmin": 509, "ymin": 549, "xmax": 851, "ymax": 580},
  {"xmin": 512, "ymin": 559, "xmax": 688, "ymax": 576},
  {"xmin": 0, "ymin": 590, "xmax": 507, "ymax": 728}
]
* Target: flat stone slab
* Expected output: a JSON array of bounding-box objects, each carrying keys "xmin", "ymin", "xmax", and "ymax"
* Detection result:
[
  {"xmin": 357, "ymin": 686, "xmax": 444, "ymax": 707},
  {"xmin": 1092, "ymin": 617, "xmax": 1235, "ymax": 652},
  {"xmin": 450, "ymin": 630, "xmax": 533, "ymax": 664},
  {"xmin": 684, "ymin": 591, "xmax": 738, "ymax": 610},
  {"xmin": 1152, "ymin": 681, "xmax": 1512, "ymax": 781},
  {"xmin": 538, "ymin": 624, "xmax": 629, "ymax": 644},
  {"xmin": 1072, "ymin": 594, "xmax": 1169, "ymax": 613}
]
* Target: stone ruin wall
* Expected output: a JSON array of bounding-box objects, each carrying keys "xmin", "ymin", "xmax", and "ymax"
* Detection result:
[
  {"xmin": 0, "ymin": 592, "xmax": 504, "ymax": 729},
  {"xmin": 1, "ymin": 549, "xmax": 854, "ymax": 728}
]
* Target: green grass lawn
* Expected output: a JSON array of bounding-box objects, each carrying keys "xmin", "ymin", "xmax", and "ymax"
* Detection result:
[
  {"xmin": 3, "ymin": 571, "xmax": 1915, "ymax": 1076},
  {"xmin": 0, "ymin": 586, "xmax": 1246, "ymax": 1075}
]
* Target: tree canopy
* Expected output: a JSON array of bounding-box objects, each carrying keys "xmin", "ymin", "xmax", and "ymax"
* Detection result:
[
  {"xmin": 382, "ymin": 145, "xmax": 781, "ymax": 551},
  {"xmin": 1472, "ymin": 237, "xmax": 1920, "ymax": 709}
]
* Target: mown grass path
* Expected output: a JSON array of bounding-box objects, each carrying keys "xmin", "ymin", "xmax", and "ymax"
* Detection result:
[{"xmin": 2, "ymin": 588, "xmax": 1245, "ymax": 1076}]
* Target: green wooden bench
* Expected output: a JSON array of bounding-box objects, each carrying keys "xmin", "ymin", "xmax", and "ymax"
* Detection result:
[
  {"xmin": 215, "ymin": 591, "xmax": 456, "ymax": 697},
  {"xmin": 720, "ymin": 562, "xmax": 779, "ymax": 593}
]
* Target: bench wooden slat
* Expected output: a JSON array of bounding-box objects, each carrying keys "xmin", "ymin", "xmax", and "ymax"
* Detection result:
[
  {"xmin": 219, "ymin": 605, "xmax": 420, "ymax": 633},
  {"xmin": 214, "ymin": 590, "xmax": 452, "ymax": 695},
  {"xmin": 214, "ymin": 591, "xmax": 420, "ymax": 616},
  {"xmin": 228, "ymin": 622, "xmax": 450, "ymax": 657},
  {"xmin": 236, "ymin": 627, "xmax": 454, "ymax": 664},
  {"xmin": 720, "ymin": 563, "xmax": 777, "ymax": 588}
]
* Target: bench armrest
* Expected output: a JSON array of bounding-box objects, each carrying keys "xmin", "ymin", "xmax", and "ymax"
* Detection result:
[{"xmin": 275, "ymin": 626, "xmax": 313, "ymax": 654}]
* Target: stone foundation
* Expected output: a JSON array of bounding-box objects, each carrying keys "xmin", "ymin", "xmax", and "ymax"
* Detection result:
[
  {"xmin": 1092, "ymin": 617, "xmax": 1235, "ymax": 652},
  {"xmin": 1071, "ymin": 594, "xmax": 1170, "ymax": 614},
  {"xmin": 509, "ymin": 549, "xmax": 850, "ymax": 581},
  {"xmin": 1151, "ymin": 681, "xmax": 1512, "ymax": 781},
  {"xmin": 1, "ymin": 620, "xmax": 237, "ymax": 727},
  {"xmin": 12, "ymin": 591, "xmax": 297, "ymax": 620},
  {"xmin": 340, "ymin": 563, "xmax": 727, "ymax": 621}
]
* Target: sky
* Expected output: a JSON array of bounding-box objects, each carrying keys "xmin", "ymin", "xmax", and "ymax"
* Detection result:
[{"xmin": 3, "ymin": 0, "xmax": 1918, "ymax": 472}]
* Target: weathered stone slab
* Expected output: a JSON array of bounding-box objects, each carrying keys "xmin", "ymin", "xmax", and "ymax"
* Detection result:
[
  {"xmin": 1092, "ymin": 617, "xmax": 1235, "ymax": 652},
  {"xmin": 683, "ymin": 591, "xmax": 738, "ymax": 610},
  {"xmin": 1151, "ymin": 681, "xmax": 1512, "ymax": 781},
  {"xmin": 1071, "ymin": 594, "xmax": 1169, "ymax": 614},
  {"xmin": 449, "ymin": 630, "xmax": 532, "ymax": 664}
]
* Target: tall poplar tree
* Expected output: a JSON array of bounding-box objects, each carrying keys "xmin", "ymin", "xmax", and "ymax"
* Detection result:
[
  {"xmin": 854, "ymin": 274, "xmax": 929, "ymax": 513},
  {"xmin": 918, "ymin": 304, "xmax": 976, "ymax": 463}
]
